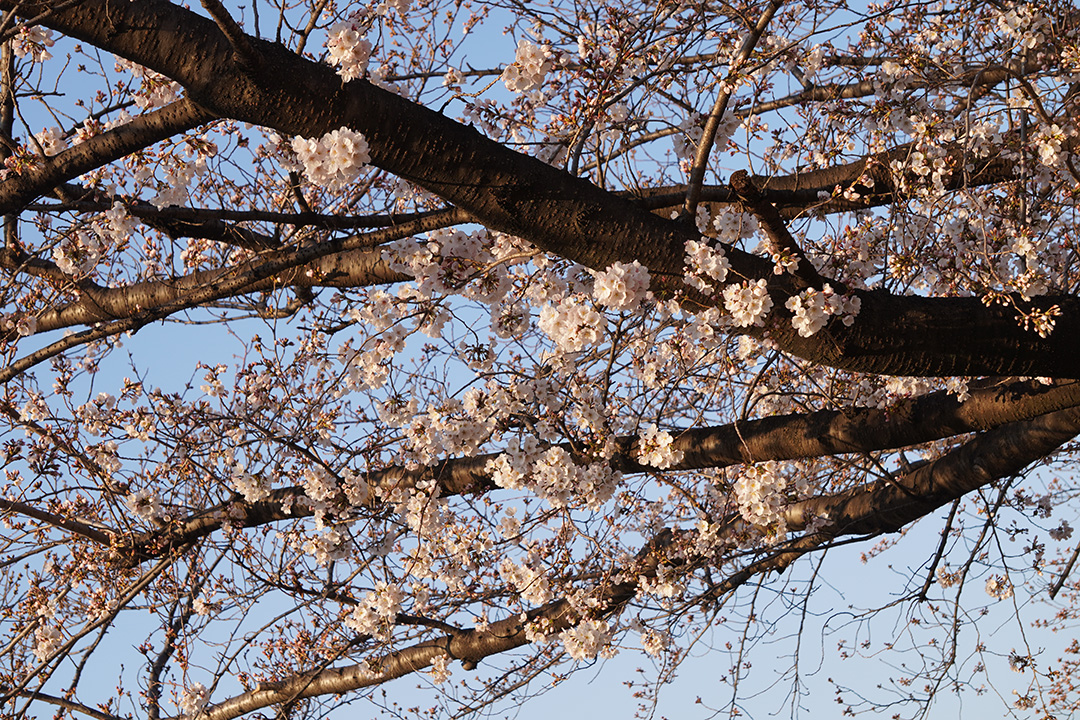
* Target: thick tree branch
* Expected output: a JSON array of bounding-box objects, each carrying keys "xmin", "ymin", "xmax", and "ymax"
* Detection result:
[
  {"xmin": 186, "ymin": 530, "xmax": 677, "ymax": 720},
  {"xmin": 1, "ymin": 206, "xmax": 462, "ymax": 350},
  {"xmin": 5, "ymin": 0, "xmax": 1080, "ymax": 379},
  {"xmin": 634, "ymin": 131, "xmax": 1018, "ymax": 218},
  {"xmin": 787, "ymin": 406, "xmax": 1080, "ymax": 534},
  {"xmin": 0, "ymin": 497, "xmax": 113, "ymax": 545},
  {"xmin": 0, "ymin": 97, "xmax": 214, "ymax": 214},
  {"xmin": 180, "ymin": 388, "xmax": 1080, "ymax": 720},
  {"xmin": 120, "ymin": 378, "xmax": 1080, "ymax": 563},
  {"xmin": 32, "ymin": 185, "xmax": 459, "ymax": 232},
  {"xmin": 0, "ymin": 248, "xmax": 392, "ymax": 384}
]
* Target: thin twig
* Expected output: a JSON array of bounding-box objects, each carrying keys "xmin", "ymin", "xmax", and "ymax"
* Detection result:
[
  {"xmin": 1050, "ymin": 540, "xmax": 1080, "ymax": 599},
  {"xmin": 919, "ymin": 499, "xmax": 960, "ymax": 601}
]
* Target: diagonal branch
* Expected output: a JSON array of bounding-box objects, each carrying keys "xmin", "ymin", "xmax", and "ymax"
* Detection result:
[
  {"xmin": 0, "ymin": 97, "xmax": 215, "ymax": 215},
  {"xmin": 787, "ymin": 406, "xmax": 1080, "ymax": 534},
  {"xmin": 0, "ymin": 497, "xmax": 113, "ymax": 545},
  {"xmin": 199, "ymin": 0, "xmax": 259, "ymax": 70},
  {"xmin": 8, "ymin": 0, "xmax": 1080, "ymax": 378},
  {"xmin": 186, "ymin": 530, "xmax": 678, "ymax": 720},
  {"xmin": 117, "ymin": 378, "xmax": 1080, "ymax": 564},
  {"xmin": 181, "ymin": 393, "xmax": 1080, "ymax": 720},
  {"xmin": 682, "ymin": 0, "xmax": 784, "ymax": 221},
  {"xmin": 729, "ymin": 169, "xmax": 825, "ymax": 287}
]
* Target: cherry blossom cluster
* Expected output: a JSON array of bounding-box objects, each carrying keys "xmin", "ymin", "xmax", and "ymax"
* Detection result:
[
  {"xmin": 291, "ymin": 127, "xmax": 371, "ymax": 192},
  {"xmin": 712, "ymin": 207, "xmax": 758, "ymax": 244},
  {"xmin": 340, "ymin": 324, "xmax": 408, "ymax": 391},
  {"xmin": 5, "ymin": 312, "xmax": 38, "ymax": 337},
  {"xmin": 398, "ymin": 402, "xmax": 494, "ymax": 467},
  {"xmin": 90, "ymin": 442, "xmax": 125, "ymax": 477},
  {"xmin": 534, "ymin": 447, "xmax": 619, "ymax": 508},
  {"xmin": 340, "ymin": 468, "xmax": 371, "ymax": 507},
  {"xmin": 418, "ymin": 652, "xmax": 451, "ymax": 686},
  {"xmin": 883, "ymin": 376, "xmax": 934, "ymax": 401},
  {"xmin": 593, "ymin": 260, "xmax": 651, "ymax": 311},
  {"xmin": 34, "ymin": 127, "xmax": 66, "ymax": 156},
  {"xmin": 301, "ymin": 465, "xmax": 339, "ymax": 503},
  {"xmin": 99, "ymin": 202, "xmax": 137, "ymax": 242},
  {"xmin": 684, "ymin": 237, "xmax": 731, "ymax": 293},
  {"xmin": 488, "ymin": 437, "xmax": 543, "ymax": 490},
  {"xmin": 783, "ymin": 284, "xmax": 861, "ymax": 337},
  {"xmin": 635, "ymin": 424, "xmax": 684, "ymax": 469},
  {"xmin": 326, "ymin": 21, "xmax": 373, "ymax": 81},
  {"xmin": 722, "ymin": 279, "xmax": 773, "ymax": 327},
  {"xmin": 379, "ymin": 0, "xmax": 412, "ymax": 13},
  {"xmin": 936, "ymin": 565, "xmax": 962, "ymax": 589},
  {"xmin": 230, "ymin": 466, "xmax": 271, "ymax": 503},
  {"xmin": 301, "ymin": 524, "xmax": 350, "ymax": 565},
  {"xmin": 344, "ymin": 582, "xmax": 405, "ymax": 641},
  {"xmin": 994, "ymin": 5, "xmax": 1047, "ymax": 49},
  {"xmin": 944, "ymin": 377, "xmax": 971, "ymax": 402},
  {"xmin": 1050, "ymin": 520, "xmax": 1073, "ymax": 541},
  {"xmin": 178, "ymin": 683, "xmax": 210, "ymax": 718},
  {"xmin": 673, "ymin": 113, "xmax": 739, "ymax": 164},
  {"xmin": 492, "ymin": 301, "xmax": 531, "ymax": 339},
  {"xmin": 487, "ymin": 439, "xmax": 619, "ymax": 509},
  {"xmin": 638, "ymin": 627, "xmax": 669, "ymax": 657},
  {"xmin": 672, "ymin": 113, "xmax": 704, "ymax": 161},
  {"xmin": 1034, "ymin": 123, "xmax": 1068, "ymax": 169},
  {"xmin": 12, "ymin": 25, "xmax": 54, "ymax": 62},
  {"xmin": 559, "ymin": 617, "xmax": 613, "ymax": 661},
  {"xmin": 151, "ymin": 153, "xmax": 210, "ymax": 210},
  {"xmin": 733, "ymin": 461, "xmax": 786, "ymax": 530},
  {"xmin": 380, "ymin": 231, "xmax": 526, "ymax": 335},
  {"xmin": 984, "ymin": 574, "xmax": 1013, "ymax": 600},
  {"xmin": 499, "ymin": 556, "xmax": 554, "ymax": 604},
  {"xmin": 502, "ymin": 38, "xmax": 553, "ymax": 93},
  {"xmin": 115, "ymin": 57, "xmax": 182, "ymax": 110},
  {"xmin": 125, "ymin": 488, "xmax": 166, "ymax": 522},
  {"xmin": 53, "ymin": 230, "xmax": 105, "ymax": 276},
  {"xmin": 538, "ymin": 294, "xmax": 604, "ymax": 352}
]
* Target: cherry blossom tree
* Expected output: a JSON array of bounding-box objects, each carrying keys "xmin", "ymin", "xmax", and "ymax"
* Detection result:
[{"xmin": 3, "ymin": 0, "xmax": 1080, "ymax": 717}]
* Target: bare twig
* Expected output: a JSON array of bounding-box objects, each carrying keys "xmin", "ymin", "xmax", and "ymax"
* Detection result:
[{"xmin": 1050, "ymin": 540, "xmax": 1080, "ymax": 599}]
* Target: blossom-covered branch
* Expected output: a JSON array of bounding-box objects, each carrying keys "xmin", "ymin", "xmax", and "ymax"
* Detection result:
[{"xmin": 113, "ymin": 378, "xmax": 1080, "ymax": 564}]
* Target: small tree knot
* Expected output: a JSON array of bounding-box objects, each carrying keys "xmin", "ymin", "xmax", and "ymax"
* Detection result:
[{"xmin": 729, "ymin": 169, "xmax": 760, "ymax": 201}]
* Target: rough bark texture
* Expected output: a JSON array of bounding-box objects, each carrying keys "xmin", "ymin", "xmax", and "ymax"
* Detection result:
[{"xmin": 1, "ymin": 0, "xmax": 1078, "ymax": 377}]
